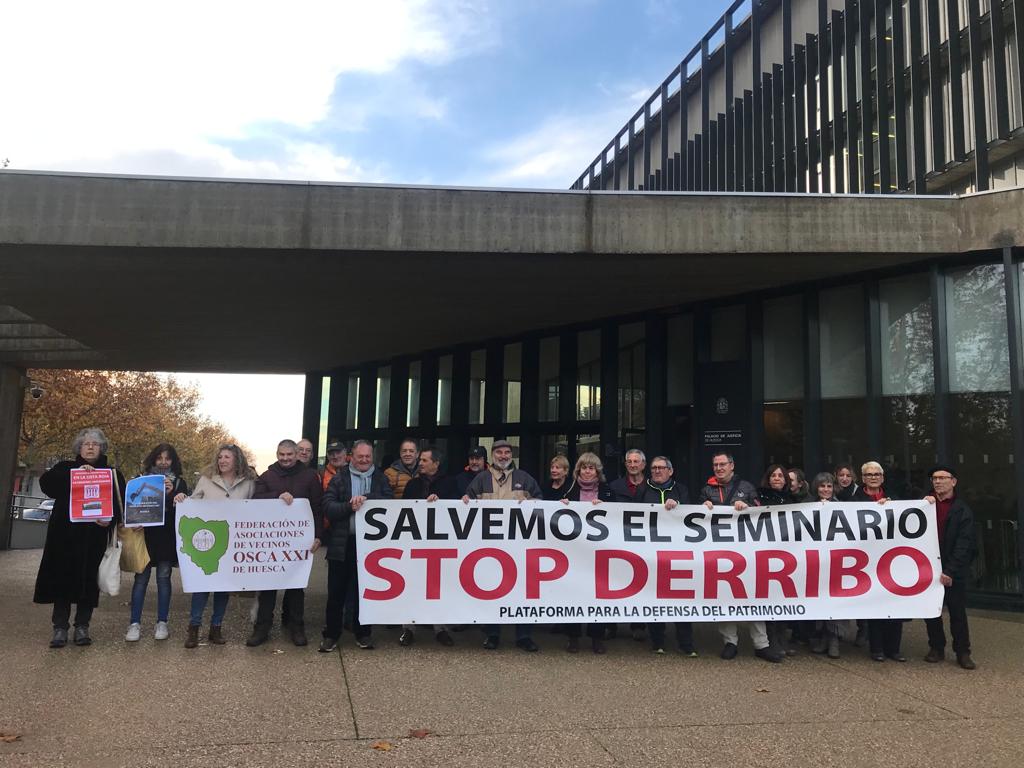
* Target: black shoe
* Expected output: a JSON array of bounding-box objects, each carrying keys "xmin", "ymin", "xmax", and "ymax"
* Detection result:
[
  {"xmin": 399, "ymin": 629, "xmax": 415, "ymax": 647},
  {"xmin": 516, "ymin": 637, "xmax": 539, "ymax": 653},
  {"xmin": 483, "ymin": 635, "xmax": 499, "ymax": 650},
  {"xmin": 435, "ymin": 630, "xmax": 454, "ymax": 647},
  {"xmin": 290, "ymin": 625, "xmax": 308, "ymax": 647},
  {"xmin": 957, "ymin": 654, "xmax": 976, "ymax": 670},
  {"xmin": 679, "ymin": 646, "xmax": 698, "ymax": 658},
  {"xmin": 755, "ymin": 647, "xmax": 784, "ymax": 663},
  {"xmin": 871, "ymin": 652, "xmax": 885, "ymax": 662},
  {"xmin": 720, "ymin": 642, "xmax": 738, "ymax": 660},
  {"xmin": 631, "ymin": 627, "xmax": 647, "ymax": 642},
  {"xmin": 355, "ymin": 636, "xmax": 374, "ymax": 650},
  {"xmin": 591, "ymin": 638, "xmax": 607, "ymax": 654},
  {"xmin": 605, "ymin": 625, "xmax": 619, "ymax": 640},
  {"xmin": 924, "ymin": 647, "xmax": 944, "ymax": 663},
  {"xmin": 318, "ymin": 637, "xmax": 338, "ymax": 653},
  {"xmin": 73, "ymin": 625, "xmax": 92, "ymax": 646},
  {"xmin": 49, "ymin": 628, "xmax": 68, "ymax": 648},
  {"xmin": 246, "ymin": 627, "xmax": 270, "ymax": 647},
  {"xmin": 886, "ymin": 652, "xmax": 907, "ymax": 663},
  {"xmin": 854, "ymin": 627, "xmax": 868, "ymax": 647}
]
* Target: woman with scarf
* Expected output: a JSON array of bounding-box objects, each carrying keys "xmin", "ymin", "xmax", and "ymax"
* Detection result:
[
  {"xmin": 124, "ymin": 443, "xmax": 190, "ymax": 643},
  {"xmin": 34, "ymin": 427, "xmax": 126, "ymax": 648},
  {"xmin": 560, "ymin": 452, "xmax": 614, "ymax": 653}
]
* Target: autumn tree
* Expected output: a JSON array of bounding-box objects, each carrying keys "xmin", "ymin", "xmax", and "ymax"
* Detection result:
[{"xmin": 18, "ymin": 370, "xmax": 250, "ymax": 486}]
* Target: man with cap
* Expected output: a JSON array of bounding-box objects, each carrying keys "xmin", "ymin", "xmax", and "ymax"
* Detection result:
[
  {"xmin": 455, "ymin": 446, "xmax": 489, "ymax": 497},
  {"xmin": 462, "ymin": 440, "xmax": 542, "ymax": 651},
  {"xmin": 922, "ymin": 464, "xmax": 978, "ymax": 670},
  {"xmin": 321, "ymin": 440, "xmax": 348, "ymax": 491}
]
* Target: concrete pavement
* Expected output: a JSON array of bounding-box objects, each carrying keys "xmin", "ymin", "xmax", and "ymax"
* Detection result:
[{"xmin": 1, "ymin": 548, "xmax": 1022, "ymax": 767}]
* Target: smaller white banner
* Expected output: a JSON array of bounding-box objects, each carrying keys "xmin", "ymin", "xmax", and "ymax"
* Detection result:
[{"xmin": 175, "ymin": 499, "xmax": 315, "ymax": 593}]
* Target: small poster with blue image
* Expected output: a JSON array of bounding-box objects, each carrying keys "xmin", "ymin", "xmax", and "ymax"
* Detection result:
[{"xmin": 124, "ymin": 474, "xmax": 167, "ymax": 527}]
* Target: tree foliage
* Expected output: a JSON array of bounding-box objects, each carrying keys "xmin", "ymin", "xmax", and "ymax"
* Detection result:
[{"xmin": 18, "ymin": 370, "xmax": 249, "ymax": 484}]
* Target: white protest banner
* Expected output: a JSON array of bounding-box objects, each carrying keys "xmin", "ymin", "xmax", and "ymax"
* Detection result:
[
  {"xmin": 176, "ymin": 499, "xmax": 315, "ymax": 593},
  {"xmin": 355, "ymin": 500, "xmax": 944, "ymax": 625}
]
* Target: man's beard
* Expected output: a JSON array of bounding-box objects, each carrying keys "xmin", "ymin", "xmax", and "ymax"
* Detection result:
[{"xmin": 493, "ymin": 458, "xmax": 512, "ymax": 470}]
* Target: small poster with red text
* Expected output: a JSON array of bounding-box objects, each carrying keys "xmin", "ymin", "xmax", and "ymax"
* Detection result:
[{"xmin": 69, "ymin": 468, "xmax": 115, "ymax": 523}]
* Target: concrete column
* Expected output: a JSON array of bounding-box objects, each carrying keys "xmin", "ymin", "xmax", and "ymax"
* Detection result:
[{"xmin": 0, "ymin": 365, "xmax": 26, "ymax": 550}]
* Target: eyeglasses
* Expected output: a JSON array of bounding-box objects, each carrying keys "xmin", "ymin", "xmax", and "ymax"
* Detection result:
[
  {"xmin": 712, "ymin": 462, "xmax": 732, "ymax": 468},
  {"xmin": 863, "ymin": 472, "xmax": 883, "ymax": 478},
  {"xmin": 80, "ymin": 441, "xmax": 102, "ymax": 448},
  {"xmin": 650, "ymin": 465, "xmax": 670, "ymax": 471},
  {"xmin": 931, "ymin": 475, "xmax": 954, "ymax": 481}
]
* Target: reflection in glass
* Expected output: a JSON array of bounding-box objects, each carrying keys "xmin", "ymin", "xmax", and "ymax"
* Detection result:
[
  {"xmin": 764, "ymin": 401, "xmax": 803, "ymax": 468},
  {"xmin": 407, "ymin": 361, "xmax": 421, "ymax": 427},
  {"xmin": 346, "ymin": 373, "xmax": 359, "ymax": 430},
  {"xmin": 618, "ymin": 323, "xmax": 646, "ymax": 431},
  {"xmin": 538, "ymin": 337, "xmax": 560, "ymax": 421},
  {"xmin": 821, "ymin": 398, "xmax": 868, "ymax": 469},
  {"xmin": 880, "ymin": 274, "xmax": 934, "ymax": 395},
  {"xmin": 764, "ymin": 296, "xmax": 804, "ymax": 400},
  {"xmin": 375, "ymin": 366, "xmax": 391, "ymax": 429},
  {"xmin": 667, "ymin": 314, "xmax": 693, "ymax": 405},
  {"xmin": 503, "ymin": 343, "xmax": 522, "ymax": 423},
  {"xmin": 437, "ymin": 355, "xmax": 453, "ymax": 426},
  {"xmin": 947, "ymin": 264, "xmax": 1010, "ymax": 392},
  {"xmin": 577, "ymin": 330, "xmax": 601, "ymax": 420},
  {"xmin": 469, "ymin": 349, "xmax": 486, "ymax": 425},
  {"xmin": 820, "ymin": 285, "xmax": 866, "ymax": 397}
]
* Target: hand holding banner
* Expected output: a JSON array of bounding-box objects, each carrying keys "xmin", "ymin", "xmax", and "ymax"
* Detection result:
[{"xmin": 356, "ymin": 500, "xmax": 944, "ymax": 625}]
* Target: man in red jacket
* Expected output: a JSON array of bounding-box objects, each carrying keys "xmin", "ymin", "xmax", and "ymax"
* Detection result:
[{"xmin": 247, "ymin": 439, "xmax": 323, "ymax": 648}]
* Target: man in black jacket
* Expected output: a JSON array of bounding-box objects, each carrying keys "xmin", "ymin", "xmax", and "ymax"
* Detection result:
[
  {"xmin": 923, "ymin": 464, "xmax": 978, "ymax": 670},
  {"xmin": 248, "ymin": 439, "xmax": 323, "ymax": 648},
  {"xmin": 318, "ymin": 440, "xmax": 393, "ymax": 652},
  {"xmin": 454, "ymin": 446, "xmax": 488, "ymax": 496}
]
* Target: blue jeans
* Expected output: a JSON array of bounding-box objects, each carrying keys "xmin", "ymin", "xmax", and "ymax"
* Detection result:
[
  {"xmin": 130, "ymin": 562, "xmax": 172, "ymax": 623},
  {"xmin": 190, "ymin": 592, "xmax": 230, "ymax": 626}
]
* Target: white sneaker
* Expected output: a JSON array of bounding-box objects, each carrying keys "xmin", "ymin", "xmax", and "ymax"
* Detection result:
[
  {"xmin": 125, "ymin": 623, "xmax": 141, "ymax": 642},
  {"xmin": 154, "ymin": 621, "xmax": 169, "ymax": 641}
]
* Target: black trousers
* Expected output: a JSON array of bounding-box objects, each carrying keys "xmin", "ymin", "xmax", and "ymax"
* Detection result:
[
  {"xmin": 868, "ymin": 619, "xmax": 903, "ymax": 656},
  {"xmin": 324, "ymin": 539, "xmax": 368, "ymax": 640},
  {"xmin": 925, "ymin": 580, "xmax": 971, "ymax": 655},
  {"xmin": 256, "ymin": 588, "xmax": 305, "ymax": 631},
  {"xmin": 566, "ymin": 623, "xmax": 606, "ymax": 639},
  {"xmin": 52, "ymin": 600, "xmax": 93, "ymax": 630},
  {"xmin": 648, "ymin": 622, "xmax": 694, "ymax": 651}
]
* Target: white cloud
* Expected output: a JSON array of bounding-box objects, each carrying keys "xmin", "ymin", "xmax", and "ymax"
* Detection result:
[{"xmin": 0, "ymin": 0, "xmax": 487, "ymax": 180}]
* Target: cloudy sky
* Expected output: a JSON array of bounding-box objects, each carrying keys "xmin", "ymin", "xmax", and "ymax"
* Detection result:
[{"xmin": 3, "ymin": 0, "xmax": 723, "ymax": 467}]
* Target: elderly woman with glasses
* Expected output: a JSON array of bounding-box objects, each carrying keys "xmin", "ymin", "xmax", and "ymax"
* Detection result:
[
  {"xmin": 33, "ymin": 428, "xmax": 126, "ymax": 649},
  {"xmin": 852, "ymin": 461, "xmax": 907, "ymax": 662}
]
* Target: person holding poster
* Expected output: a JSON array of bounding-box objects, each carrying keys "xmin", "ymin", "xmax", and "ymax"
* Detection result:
[
  {"xmin": 33, "ymin": 428, "xmax": 126, "ymax": 649},
  {"xmin": 124, "ymin": 444, "xmax": 190, "ymax": 643},
  {"xmin": 319, "ymin": 439, "xmax": 393, "ymax": 653},
  {"xmin": 174, "ymin": 443, "xmax": 256, "ymax": 648}
]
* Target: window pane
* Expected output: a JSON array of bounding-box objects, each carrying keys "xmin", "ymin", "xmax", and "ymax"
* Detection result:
[
  {"xmin": 503, "ymin": 343, "xmax": 522, "ymax": 423},
  {"xmin": 820, "ymin": 285, "xmax": 866, "ymax": 398},
  {"xmin": 318, "ymin": 376, "xmax": 330, "ymax": 458},
  {"xmin": 437, "ymin": 355, "xmax": 453, "ymax": 426},
  {"xmin": 542, "ymin": 434, "xmax": 569, "ymax": 467},
  {"xmin": 618, "ymin": 323, "xmax": 646, "ymax": 431},
  {"xmin": 576, "ymin": 433, "xmax": 601, "ymax": 461},
  {"xmin": 711, "ymin": 306, "xmax": 746, "ymax": 362},
  {"xmin": 346, "ymin": 373, "xmax": 359, "ymax": 430},
  {"xmin": 538, "ymin": 337, "xmax": 560, "ymax": 421},
  {"xmin": 881, "ymin": 394, "xmax": 936, "ymax": 496},
  {"xmin": 880, "ymin": 274, "xmax": 934, "ymax": 395},
  {"xmin": 667, "ymin": 314, "xmax": 693, "ymax": 405},
  {"xmin": 374, "ymin": 366, "xmax": 391, "ymax": 429},
  {"xmin": 764, "ymin": 401, "xmax": 803, "ymax": 467},
  {"xmin": 478, "ymin": 435, "xmax": 520, "ymax": 462},
  {"xmin": 947, "ymin": 264, "xmax": 1010, "ymax": 393},
  {"xmin": 764, "ymin": 296, "xmax": 804, "ymax": 400},
  {"xmin": 822, "ymin": 398, "xmax": 868, "ymax": 469},
  {"xmin": 577, "ymin": 330, "xmax": 601, "ymax": 420},
  {"xmin": 469, "ymin": 349, "xmax": 486, "ymax": 425},
  {"xmin": 407, "ymin": 361, "xmax": 421, "ymax": 427}
]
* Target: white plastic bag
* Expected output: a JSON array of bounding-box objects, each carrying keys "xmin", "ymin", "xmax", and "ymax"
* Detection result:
[{"xmin": 98, "ymin": 530, "xmax": 122, "ymax": 596}]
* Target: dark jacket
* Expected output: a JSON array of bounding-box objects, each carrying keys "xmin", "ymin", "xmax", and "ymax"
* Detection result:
[
  {"xmin": 698, "ymin": 476, "xmax": 759, "ymax": 506},
  {"xmin": 455, "ymin": 468, "xmax": 485, "ymax": 497},
  {"xmin": 610, "ymin": 475, "xmax": 644, "ymax": 503},
  {"xmin": 33, "ymin": 455, "xmax": 126, "ymax": 607},
  {"xmin": 835, "ymin": 482, "xmax": 860, "ymax": 502},
  {"xmin": 254, "ymin": 462, "xmax": 324, "ymax": 540},
  {"xmin": 758, "ymin": 487, "xmax": 792, "ymax": 506},
  {"xmin": 322, "ymin": 468, "xmax": 393, "ymax": 560},
  {"xmin": 934, "ymin": 495, "xmax": 978, "ymax": 577},
  {"xmin": 141, "ymin": 475, "xmax": 190, "ymax": 566},
  {"xmin": 561, "ymin": 480, "xmax": 614, "ymax": 503},
  {"xmin": 637, "ymin": 479, "xmax": 690, "ymax": 505},
  {"xmin": 403, "ymin": 472, "xmax": 458, "ymax": 500},
  {"xmin": 542, "ymin": 479, "xmax": 573, "ymax": 501}
]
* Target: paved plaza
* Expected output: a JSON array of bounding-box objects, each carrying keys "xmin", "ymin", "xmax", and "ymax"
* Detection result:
[{"xmin": 0, "ymin": 548, "xmax": 1021, "ymax": 767}]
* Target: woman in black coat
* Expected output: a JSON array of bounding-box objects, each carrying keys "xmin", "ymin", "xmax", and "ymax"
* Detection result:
[
  {"xmin": 33, "ymin": 427, "xmax": 126, "ymax": 648},
  {"xmin": 125, "ymin": 443, "xmax": 190, "ymax": 643},
  {"xmin": 758, "ymin": 464, "xmax": 792, "ymax": 506}
]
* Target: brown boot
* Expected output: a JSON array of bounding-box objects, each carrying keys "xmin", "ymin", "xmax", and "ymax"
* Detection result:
[
  {"xmin": 208, "ymin": 625, "xmax": 225, "ymax": 645},
  {"xmin": 184, "ymin": 624, "xmax": 200, "ymax": 649}
]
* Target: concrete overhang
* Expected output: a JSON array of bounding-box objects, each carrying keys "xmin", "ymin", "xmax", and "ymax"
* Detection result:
[{"xmin": 1, "ymin": 170, "xmax": 1021, "ymax": 373}]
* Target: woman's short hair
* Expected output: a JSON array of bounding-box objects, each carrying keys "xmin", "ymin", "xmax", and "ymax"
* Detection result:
[
  {"xmin": 811, "ymin": 472, "xmax": 836, "ymax": 497},
  {"xmin": 759, "ymin": 463, "xmax": 788, "ymax": 488},
  {"xmin": 72, "ymin": 427, "xmax": 108, "ymax": 457},
  {"xmin": 834, "ymin": 462, "xmax": 858, "ymax": 482},
  {"xmin": 549, "ymin": 455, "xmax": 570, "ymax": 473},
  {"xmin": 573, "ymin": 452, "xmax": 606, "ymax": 482},
  {"xmin": 143, "ymin": 443, "xmax": 183, "ymax": 477},
  {"xmin": 861, "ymin": 460, "xmax": 884, "ymax": 476},
  {"xmin": 204, "ymin": 443, "xmax": 255, "ymax": 481}
]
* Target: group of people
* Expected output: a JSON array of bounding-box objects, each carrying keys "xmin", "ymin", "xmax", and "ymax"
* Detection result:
[{"xmin": 32, "ymin": 429, "xmax": 978, "ymax": 670}]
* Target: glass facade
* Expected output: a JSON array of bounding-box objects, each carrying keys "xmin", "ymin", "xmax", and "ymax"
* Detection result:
[{"xmin": 313, "ymin": 255, "xmax": 1024, "ymax": 604}]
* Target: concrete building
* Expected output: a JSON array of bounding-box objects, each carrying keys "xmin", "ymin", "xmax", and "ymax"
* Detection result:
[{"xmin": 1, "ymin": 0, "xmax": 1023, "ymax": 608}]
